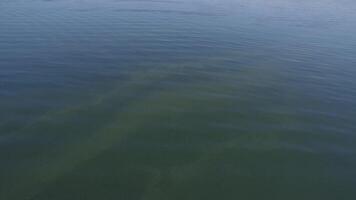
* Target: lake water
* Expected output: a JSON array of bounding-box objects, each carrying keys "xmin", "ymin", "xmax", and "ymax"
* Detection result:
[{"xmin": 1, "ymin": 0, "xmax": 356, "ymax": 199}]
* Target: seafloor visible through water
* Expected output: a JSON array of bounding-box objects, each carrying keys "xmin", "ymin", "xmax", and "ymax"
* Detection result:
[{"xmin": 0, "ymin": 0, "xmax": 356, "ymax": 199}]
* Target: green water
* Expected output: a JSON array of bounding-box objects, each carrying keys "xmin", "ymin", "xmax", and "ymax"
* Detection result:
[{"xmin": 1, "ymin": 0, "xmax": 356, "ymax": 199}]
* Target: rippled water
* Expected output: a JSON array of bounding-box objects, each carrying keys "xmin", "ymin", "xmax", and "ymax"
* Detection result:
[{"xmin": 1, "ymin": 0, "xmax": 356, "ymax": 199}]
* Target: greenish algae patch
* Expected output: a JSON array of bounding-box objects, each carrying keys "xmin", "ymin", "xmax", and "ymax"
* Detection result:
[{"xmin": 2, "ymin": 57, "xmax": 307, "ymax": 200}]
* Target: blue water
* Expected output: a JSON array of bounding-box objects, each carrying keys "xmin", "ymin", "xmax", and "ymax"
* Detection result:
[{"xmin": 1, "ymin": 0, "xmax": 356, "ymax": 199}]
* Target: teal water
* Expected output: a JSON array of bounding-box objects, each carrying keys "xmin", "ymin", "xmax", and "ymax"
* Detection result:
[{"xmin": 1, "ymin": 0, "xmax": 356, "ymax": 199}]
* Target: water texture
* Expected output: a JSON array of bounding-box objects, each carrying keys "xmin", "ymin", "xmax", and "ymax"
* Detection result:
[{"xmin": 0, "ymin": 0, "xmax": 356, "ymax": 199}]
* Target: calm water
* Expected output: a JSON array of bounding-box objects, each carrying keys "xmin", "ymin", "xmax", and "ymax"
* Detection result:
[{"xmin": 1, "ymin": 0, "xmax": 356, "ymax": 199}]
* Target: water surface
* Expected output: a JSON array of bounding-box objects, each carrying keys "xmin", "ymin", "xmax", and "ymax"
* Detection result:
[{"xmin": 1, "ymin": 0, "xmax": 356, "ymax": 199}]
